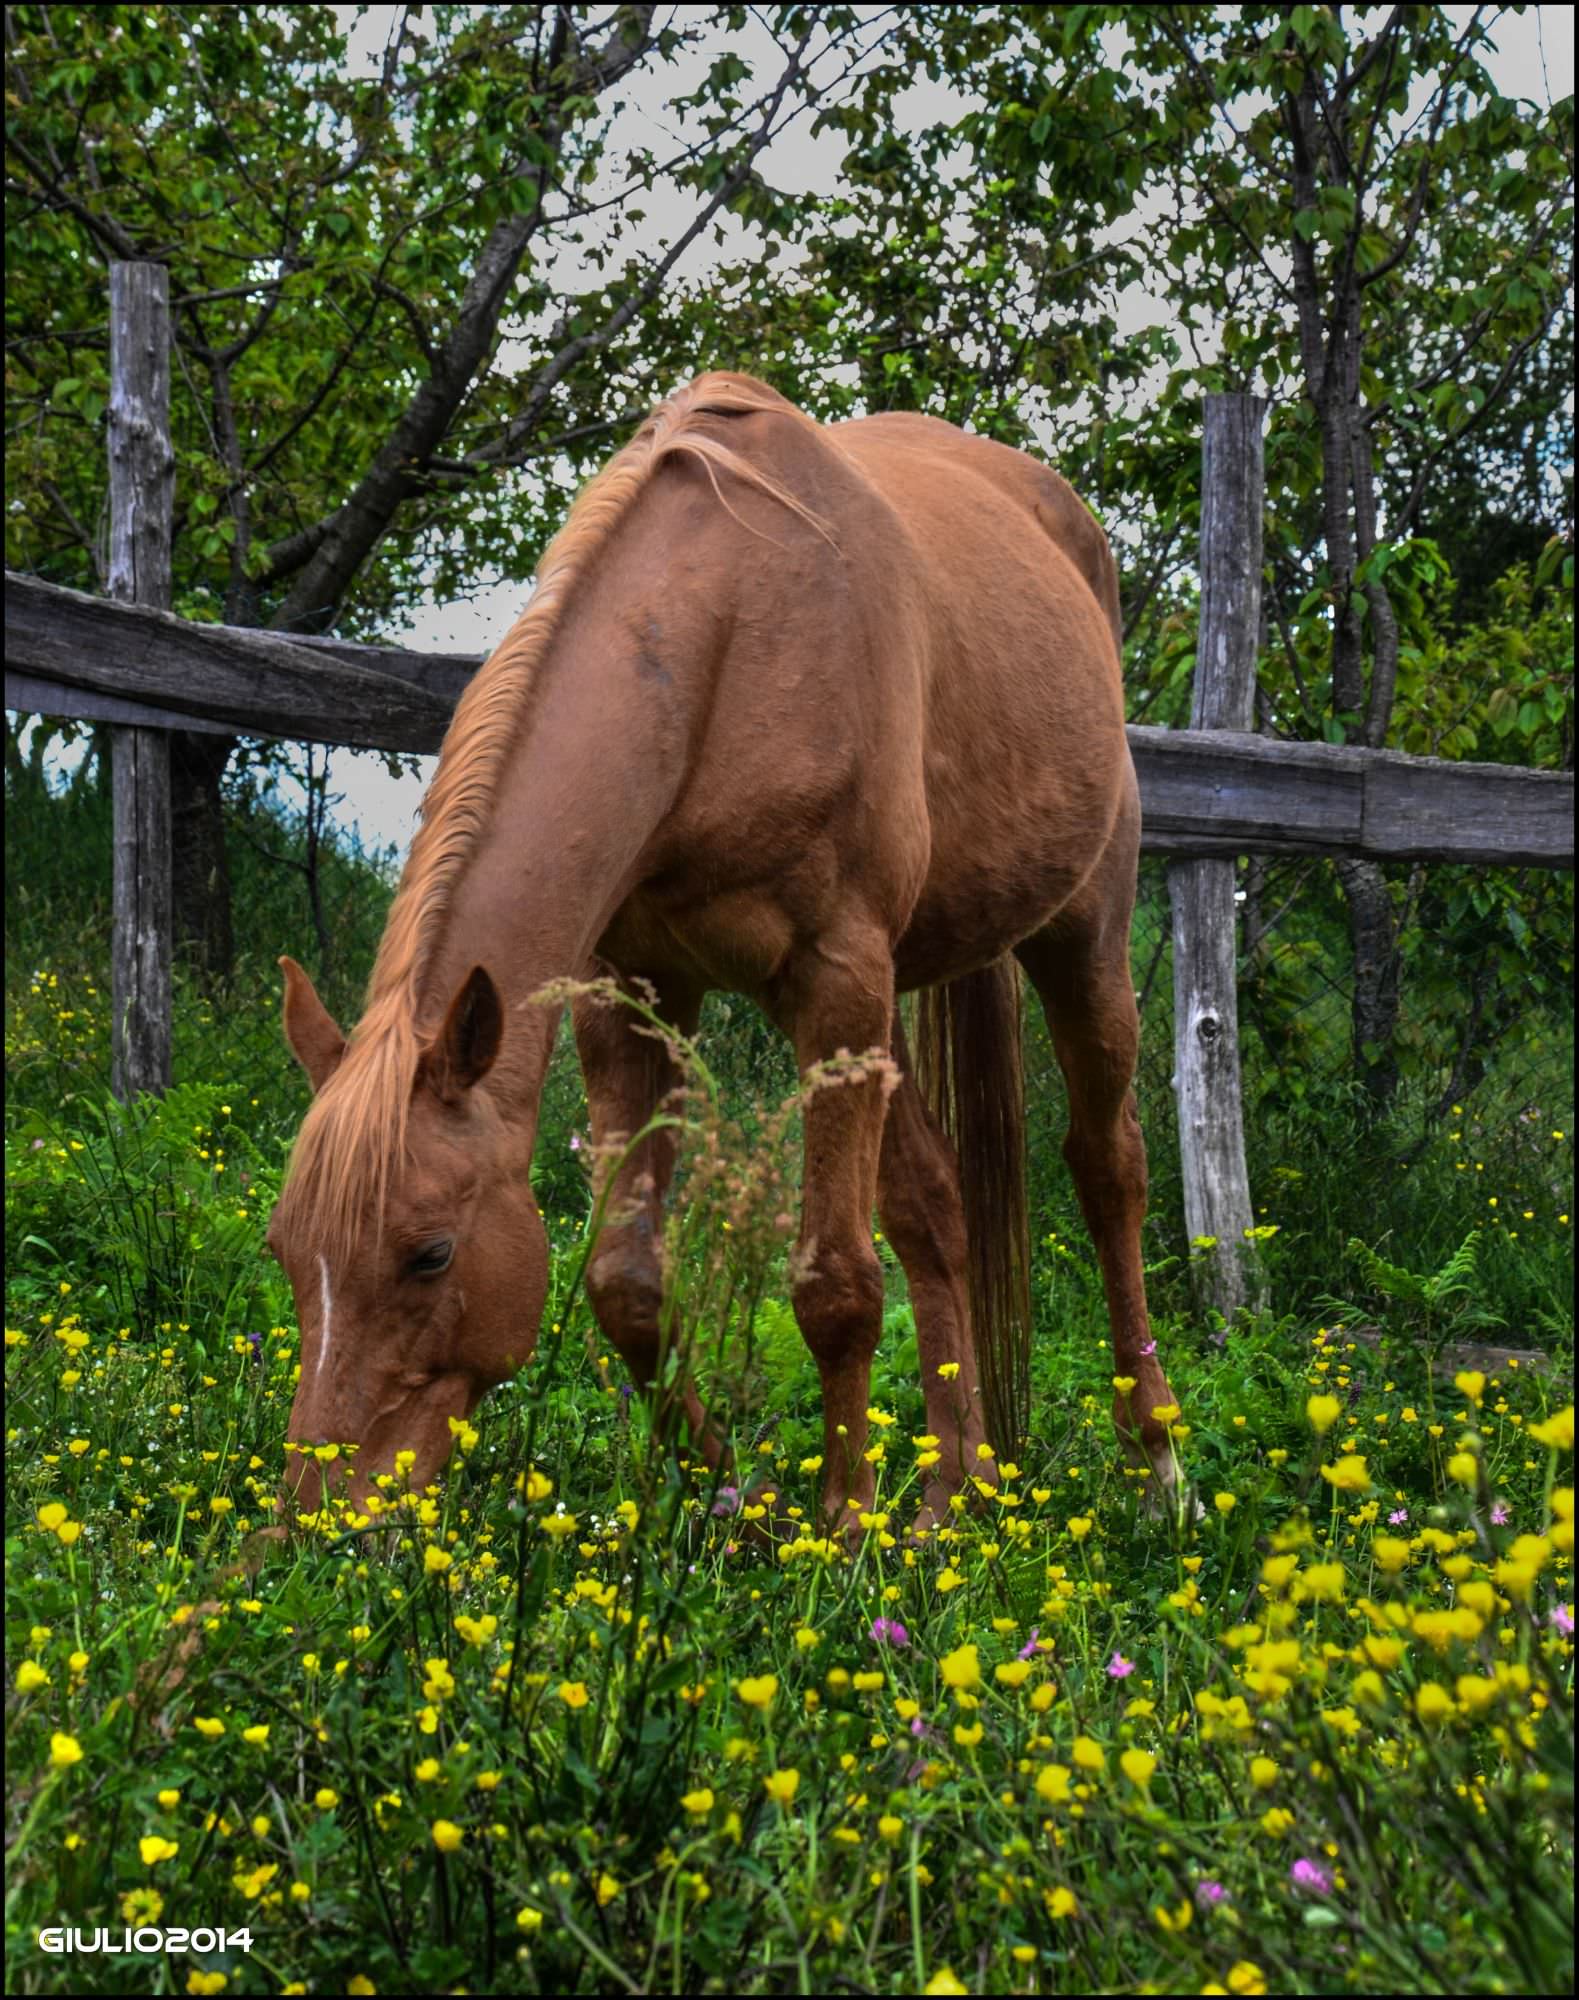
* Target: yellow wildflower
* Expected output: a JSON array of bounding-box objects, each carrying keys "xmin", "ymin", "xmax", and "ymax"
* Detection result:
[
  {"xmin": 1120, "ymin": 1748, "xmax": 1157, "ymax": 1791},
  {"xmin": 1032, "ymin": 1758, "xmax": 1074, "ymax": 1806},
  {"xmin": 1415, "ymin": 1682, "xmax": 1456, "ymax": 1725},
  {"xmin": 939, "ymin": 1644, "xmax": 981, "ymax": 1691},
  {"xmin": 1528, "ymin": 1407, "xmax": 1573, "ymax": 1451}
]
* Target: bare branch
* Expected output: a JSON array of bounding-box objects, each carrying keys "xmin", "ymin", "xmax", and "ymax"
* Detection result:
[
  {"xmin": 1355, "ymin": 9, "xmax": 1487, "ymax": 289},
  {"xmin": 468, "ymin": 23, "xmax": 822, "ymax": 476}
]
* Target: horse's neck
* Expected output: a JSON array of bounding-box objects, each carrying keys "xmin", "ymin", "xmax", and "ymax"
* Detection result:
[{"xmin": 425, "ymin": 603, "xmax": 696, "ymax": 1117}]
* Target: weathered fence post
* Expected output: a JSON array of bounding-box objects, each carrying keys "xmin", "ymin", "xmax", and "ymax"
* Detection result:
[
  {"xmin": 108, "ymin": 262, "xmax": 175, "ymax": 1101},
  {"xmin": 1168, "ymin": 393, "xmax": 1267, "ymax": 1321}
]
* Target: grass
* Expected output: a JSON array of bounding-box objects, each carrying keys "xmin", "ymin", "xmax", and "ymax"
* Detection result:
[{"xmin": 4, "ymin": 763, "xmax": 1575, "ymax": 1995}]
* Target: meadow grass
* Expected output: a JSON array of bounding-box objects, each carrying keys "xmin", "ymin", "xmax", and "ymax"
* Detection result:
[{"xmin": 4, "ymin": 771, "xmax": 1574, "ymax": 1995}]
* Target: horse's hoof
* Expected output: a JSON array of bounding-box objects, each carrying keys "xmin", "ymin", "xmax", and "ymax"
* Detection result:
[{"xmin": 1137, "ymin": 1477, "xmax": 1204, "ymax": 1525}]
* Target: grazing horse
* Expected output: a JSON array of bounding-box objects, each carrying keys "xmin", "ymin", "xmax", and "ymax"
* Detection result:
[{"xmin": 268, "ymin": 373, "xmax": 1179, "ymax": 1528}]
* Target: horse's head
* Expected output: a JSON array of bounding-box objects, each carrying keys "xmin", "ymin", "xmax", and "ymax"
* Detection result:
[{"xmin": 267, "ymin": 957, "xmax": 548, "ymax": 1518}]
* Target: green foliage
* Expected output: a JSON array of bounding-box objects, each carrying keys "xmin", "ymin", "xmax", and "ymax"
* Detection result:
[
  {"xmin": 1345, "ymin": 1228, "xmax": 1483, "ymax": 1313},
  {"xmin": 4, "ymin": 5, "xmax": 906, "ymax": 626},
  {"xmin": 1330, "ymin": 1231, "xmax": 1517, "ymax": 1361},
  {"xmin": 6, "ymin": 1079, "xmax": 289, "ymax": 1334}
]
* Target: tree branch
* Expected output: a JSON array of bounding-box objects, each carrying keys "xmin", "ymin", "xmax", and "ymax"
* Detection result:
[
  {"xmin": 1393, "ymin": 303, "xmax": 1568, "ymax": 539},
  {"xmin": 467, "ymin": 22, "xmax": 818, "ymax": 476},
  {"xmin": 1355, "ymin": 9, "xmax": 1485, "ymax": 290},
  {"xmin": 267, "ymin": 6, "xmax": 658, "ymax": 630},
  {"xmin": 4, "ymin": 138, "xmax": 147, "ymax": 261}
]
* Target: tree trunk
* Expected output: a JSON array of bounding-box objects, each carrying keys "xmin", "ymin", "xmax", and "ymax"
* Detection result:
[
  {"xmin": 1287, "ymin": 46, "xmax": 1408, "ymax": 1121},
  {"xmin": 169, "ymin": 729, "xmax": 236, "ymax": 983},
  {"xmin": 1335, "ymin": 855, "xmax": 1402, "ymax": 1112}
]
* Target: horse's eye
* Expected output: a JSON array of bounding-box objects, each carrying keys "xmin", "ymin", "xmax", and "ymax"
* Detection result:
[{"xmin": 407, "ymin": 1240, "xmax": 454, "ymax": 1278}]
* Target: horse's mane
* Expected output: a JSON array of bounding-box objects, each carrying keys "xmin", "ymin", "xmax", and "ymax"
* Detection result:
[{"xmin": 281, "ymin": 372, "xmax": 830, "ymax": 1266}]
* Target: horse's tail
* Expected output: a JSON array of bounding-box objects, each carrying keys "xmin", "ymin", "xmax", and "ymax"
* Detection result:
[{"xmin": 914, "ymin": 958, "xmax": 1032, "ymax": 1459}]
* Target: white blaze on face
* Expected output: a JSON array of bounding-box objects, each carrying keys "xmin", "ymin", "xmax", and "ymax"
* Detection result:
[{"xmin": 316, "ymin": 1254, "xmax": 334, "ymax": 1384}]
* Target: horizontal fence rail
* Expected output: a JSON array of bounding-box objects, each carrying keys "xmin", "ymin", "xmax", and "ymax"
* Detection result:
[
  {"xmin": 1127, "ymin": 726, "xmax": 1572, "ymax": 867},
  {"xmin": 6, "ymin": 569, "xmax": 1573, "ymax": 868}
]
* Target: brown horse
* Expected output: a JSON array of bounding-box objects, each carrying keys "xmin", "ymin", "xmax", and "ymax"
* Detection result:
[{"xmin": 268, "ymin": 372, "xmax": 1179, "ymax": 1529}]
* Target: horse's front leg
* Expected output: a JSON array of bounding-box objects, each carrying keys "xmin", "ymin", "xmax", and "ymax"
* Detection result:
[{"xmin": 573, "ymin": 977, "xmax": 720, "ymax": 1462}]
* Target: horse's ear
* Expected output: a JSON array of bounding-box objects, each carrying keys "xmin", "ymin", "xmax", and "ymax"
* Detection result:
[
  {"xmin": 422, "ymin": 965, "xmax": 503, "ymax": 1101},
  {"xmin": 279, "ymin": 956, "xmax": 346, "ymax": 1094}
]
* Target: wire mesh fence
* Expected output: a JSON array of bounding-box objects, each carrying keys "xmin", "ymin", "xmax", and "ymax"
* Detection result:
[{"xmin": 1022, "ymin": 855, "xmax": 1573, "ymax": 1324}]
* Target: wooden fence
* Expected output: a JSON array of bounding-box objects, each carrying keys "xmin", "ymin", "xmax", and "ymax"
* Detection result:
[
  {"xmin": 8, "ymin": 570, "xmax": 1571, "ymax": 867},
  {"xmin": 4, "ymin": 264, "xmax": 1573, "ymax": 1320}
]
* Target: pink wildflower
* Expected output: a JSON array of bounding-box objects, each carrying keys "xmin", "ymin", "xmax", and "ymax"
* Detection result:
[
  {"xmin": 1107, "ymin": 1652, "xmax": 1135, "ymax": 1679},
  {"xmin": 870, "ymin": 1617, "xmax": 909, "ymax": 1648},
  {"xmin": 1291, "ymin": 1858, "xmax": 1333, "ymax": 1896}
]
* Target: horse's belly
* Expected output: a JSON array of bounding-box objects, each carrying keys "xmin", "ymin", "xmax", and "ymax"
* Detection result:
[{"xmin": 893, "ymin": 753, "xmax": 1134, "ymax": 990}]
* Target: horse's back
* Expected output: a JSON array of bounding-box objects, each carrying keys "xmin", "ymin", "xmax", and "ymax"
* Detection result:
[
  {"xmin": 830, "ymin": 411, "xmax": 1123, "ymax": 654},
  {"xmin": 823, "ymin": 411, "xmax": 1136, "ymax": 982}
]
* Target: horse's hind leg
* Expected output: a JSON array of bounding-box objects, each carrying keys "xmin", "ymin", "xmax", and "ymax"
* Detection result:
[
  {"xmin": 774, "ymin": 918, "xmax": 896, "ymax": 1535},
  {"xmin": 1016, "ymin": 895, "xmax": 1183, "ymax": 1502},
  {"xmin": 573, "ymin": 976, "xmax": 718, "ymax": 1462},
  {"xmin": 877, "ymin": 1020, "xmax": 990, "ymax": 1523}
]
